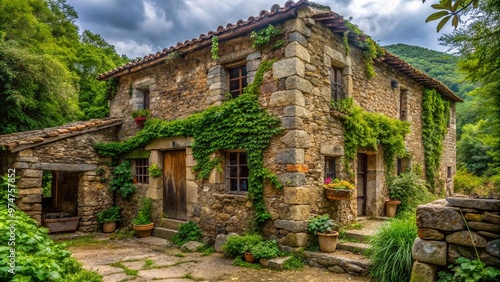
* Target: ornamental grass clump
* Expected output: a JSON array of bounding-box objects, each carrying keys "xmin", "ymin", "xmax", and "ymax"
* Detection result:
[{"xmin": 366, "ymin": 214, "xmax": 417, "ymax": 282}]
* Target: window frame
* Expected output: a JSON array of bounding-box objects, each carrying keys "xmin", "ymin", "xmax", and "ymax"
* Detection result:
[
  {"xmin": 399, "ymin": 89, "xmax": 408, "ymax": 121},
  {"xmin": 330, "ymin": 66, "xmax": 346, "ymax": 101},
  {"xmin": 143, "ymin": 89, "xmax": 150, "ymax": 110},
  {"xmin": 225, "ymin": 151, "xmax": 249, "ymax": 193},
  {"xmin": 324, "ymin": 156, "xmax": 337, "ymax": 181},
  {"xmin": 134, "ymin": 158, "xmax": 150, "ymax": 184},
  {"xmin": 227, "ymin": 65, "xmax": 248, "ymax": 98}
]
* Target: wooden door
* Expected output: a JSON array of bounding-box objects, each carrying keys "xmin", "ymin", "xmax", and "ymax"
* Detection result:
[
  {"xmin": 356, "ymin": 153, "xmax": 368, "ymax": 216},
  {"xmin": 163, "ymin": 150, "xmax": 187, "ymax": 220}
]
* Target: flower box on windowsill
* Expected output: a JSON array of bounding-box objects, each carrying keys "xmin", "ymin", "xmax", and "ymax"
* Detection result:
[{"xmin": 324, "ymin": 188, "xmax": 352, "ymax": 200}]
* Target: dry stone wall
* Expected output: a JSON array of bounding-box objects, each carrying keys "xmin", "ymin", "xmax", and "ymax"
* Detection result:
[{"xmin": 411, "ymin": 197, "xmax": 500, "ymax": 282}]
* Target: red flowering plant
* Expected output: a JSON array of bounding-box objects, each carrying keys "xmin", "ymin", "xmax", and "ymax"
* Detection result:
[
  {"xmin": 131, "ymin": 109, "xmax": 150, "ymax": 127},
  {"xmin": 322, "ymin": 177, "xmax": 355, "ymax": 190}
]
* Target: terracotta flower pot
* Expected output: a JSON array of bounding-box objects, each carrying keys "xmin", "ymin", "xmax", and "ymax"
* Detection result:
[
  {"xmin": 244, "ymin": 252, "xmax": 255, "ymax": 263},
  {"xmin": 102, "ymin": 221, "xmax": 117, "ymax": 233},
  {"xmin": 317, "ymin": 231, "xmax": 339, "ymax": 253},
  {"xmin": 385, "ymin": 199, "xmax": 401, "ymax": 217},
  {"xmin": 133, "ymin": 222, "xmax": 154, "ymax": 238}
]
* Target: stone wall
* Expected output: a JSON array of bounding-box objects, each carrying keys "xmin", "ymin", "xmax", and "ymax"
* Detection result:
[{"xmin": 411, "ymin": 197, "xmax": 500, "ymax": 282}]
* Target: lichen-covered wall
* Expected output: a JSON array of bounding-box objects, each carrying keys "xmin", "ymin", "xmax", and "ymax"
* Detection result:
[{"xmin": 411, "ymin": 198, "xmax": 500, "ymax": 282}]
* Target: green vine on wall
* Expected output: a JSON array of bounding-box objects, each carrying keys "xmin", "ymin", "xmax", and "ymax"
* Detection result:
[
  {"xmin": 250, "ymin": 24, "xmax": 284, "ymax": 49},
  {"xmin": 95, "ymin": 61, "xmax": 282, "ymax": 230},
  {"xmin": 211, "ymin": 35, "xmax": 219, "ymax": 60},
  {"xmin": 331, "ymin": 98, "xmax": 410, "ymax": 177},
  {"xmin": 422, "ymin": 88, "xmax": 450, "ymax": 190}
]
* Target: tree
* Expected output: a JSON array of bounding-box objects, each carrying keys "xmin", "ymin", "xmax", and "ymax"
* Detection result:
[{"xmin": 423, "ymin": 0, "xmax": 480, "ymax": 31}]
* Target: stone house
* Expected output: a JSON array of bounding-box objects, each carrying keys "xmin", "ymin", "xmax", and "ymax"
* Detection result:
[{"xmin": 0, "ymin": 0, "xmax": 461, "ymax": 247}]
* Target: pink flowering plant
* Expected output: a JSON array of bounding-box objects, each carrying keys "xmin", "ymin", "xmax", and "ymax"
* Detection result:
[{"xmin": 323, "ymin": 177, "xmax": 355, "ymax": 190}]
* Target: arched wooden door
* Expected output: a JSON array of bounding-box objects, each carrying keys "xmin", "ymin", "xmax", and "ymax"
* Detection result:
[{"xmin": 163, "ymin": 150, "xmax": 187, "ymax": 220}]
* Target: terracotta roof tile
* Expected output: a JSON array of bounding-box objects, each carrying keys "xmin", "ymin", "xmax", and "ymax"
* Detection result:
[
  {"xmin": 0, "ymin": 117, "xmax": 122, "ymax": 152},
  {"xmin": 97, "ymin": 0, "xmax": 462, "ymax": 102}
]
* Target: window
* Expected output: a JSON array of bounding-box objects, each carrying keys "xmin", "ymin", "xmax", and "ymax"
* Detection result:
[
  {"xmin": 143, "ymin": 90, "xmax": 150, "ymax": 109},
  {"xmin": 325, "ymin": 156, "xmax": 337, "ymax": 180},
  {"xmin": 447, "ymin": 167, "xmax": 452, "ymax": 178},
  {"xmin": 226, "ymin": 152, "xmax": 249, "ymax": 192},
  {"xmin": 228, "ymin": 65, "xmax": 247, "ymax": 98},
  {"xmin": 330, "ymin": 67, "xmax": 345, "ymax": 101},
  {"xmin": 134, "ymin": 158, "xmax": 149, "ymax": 184},
  {"xmin": 399, "ymin": 90, "xmax": 408, "ymax": 120},
  {"xmin": 397, "ymin": 158, "xmax": 411, "ymax": 175}
]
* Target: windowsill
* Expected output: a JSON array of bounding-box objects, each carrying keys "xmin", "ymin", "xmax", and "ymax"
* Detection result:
[{"xmin": 213, "ymin": 193, "xmax": 248, "ymax": 202}]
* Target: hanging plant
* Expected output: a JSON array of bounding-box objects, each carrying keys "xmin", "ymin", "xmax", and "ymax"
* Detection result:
[{"xmin": 148, "ymin": 163, "xmax": 162, "ymax": 178}]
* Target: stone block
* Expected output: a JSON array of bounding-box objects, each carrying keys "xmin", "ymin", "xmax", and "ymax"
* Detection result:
[
  {"xmin": 484, "ymin": 212, "xmax": 500, "ymax": 224},
  {"xmin": 283, "ymin": 187, "xmax": 311, "ymax": 205},
  {"xmin": 478, "ymin": 231, "xmax": 500, "ymax": 239},
  {"xmin": 486, "ymin": 239, "xmax": 500, "ymax": 257},
  {"xmin": 186, "ymin": 180, "xmax": 198, "ymax": 203},
  {"xmin": 277, "ymin": 173, "xmax": 306, "ymax": 187},
  {"xmin": 278, "ymin": 204, "xmax": 310, "ymax": 221},
  {"xmin": 283, "ymin": 106, "xmax": 312, "ymax": 119},
  {"xmin": 273, "ymin": 57, "xmax": 305, "ymax": 79},
  {"xmin": 410, "ymin": 261, "xmax": 437, "ymax": 282},
  {"xmin": 275, "ymin": 148, "xmax": 304, "ymax": 164},
  {"xmin": 446, "ymin": 230, "xmax": 487, "ymax": 247},
  {"xmin": 17, "ymin": 156, "xmax": 39, "ymax": 163},
  {"xmin": 21, "ymin": 169, "xmax": 43, "ymax": 177},
  {"xmin": 146, "ymin": 186, "xmax": 162, "ymax": 200},
  {"xmin": 320, "ymin": 145, "xmax": 344, "ymax": 156},
  {"xmin": 180, "ymin": 241, "xmax": 203, "ymax": 252},
  {"xmin": 448, "ymin": 244, "xmax": 475, "ymax": 262},
  {"xmin": 417, "ymin": 204, "xmax": 465, "ymax": 231},
  {"xmin": 209, "ymin": 82, "xmax": 224, "ymax": 90},
  {"xmin": 417, "ymin": 228, "xmax": 445, "ymax": 240},
  {"xmin": 284, "ymin": 18, "xmax": 309, "ymax": 36},
  {"xmin": 281, "ymin": 117, "xmax": 304, "ymax": 130},
  {"xmin": 280, "ymin": 232, "xmax": 308, "ymax": 247},
  {"xmin": 214, "ymin": 234, "xmax": 228, "ymax": 253},
  {"xmin": 246, "ymin": 51, "xmax": 261, "ymax": 61},
  {"xmin": 13, "ymin": 162, "xmax": 29, "ymax": 169},
  {"xmin": 468, "ymin": 221, "xmax": 500, "ymax": 233},
  {"xmin": 246, "ymin": 59, "xmax": 261, "ymax": 72},
  {"xmin": 288, "ymin": 31, "xmax": 308, "ymax": 46},
  {"xmin": 18, "ymin": 188, "xmax": 42, "ymax": 195},
  {"xmin": 412, "ymin": 238, "xmax": 447, "ymax": 266},
  {"xmin": 446, "ymin": 197, "xmax": 500, "ymax": 211},
  {"xmin": 274, "ymin": 220, "xmax": 308, "ymax": 232},
  {"xmin": 269, "ymin": 90, "xmax": 305, "ymax": 107},
  {"xmin": 17, "ymin": 177, "xmax": 42, "ymax": 188},
  {"xmin": 286, "ymin": 164, "xmax": 309, "ymax": 173},
  {"xmin": 464, "ymin": 213, "xmax": 484, "ymax": 222},
  {"xmin": 285, "ymin": 42, "xmax": 310, "ymax": 63},
  {"xmin": 280, "ymin": 130, "xmax": 311, "ymax": 148},
  {"xmin": 18, "ymin": 149, "xmax": 33, "ymax": 157},
  {"xmin": 285, "ymin": 76, "xmax": 313, "ymax": 94}
]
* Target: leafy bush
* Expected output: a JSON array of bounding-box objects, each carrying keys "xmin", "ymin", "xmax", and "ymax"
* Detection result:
[
  {"xmin": 438, "ymin": 257, "xmax": 500, "ymax": 282},
  {"xmin": 110, "ymin": 161, "xmax": 136, "ymax": 198},
  {"xmin": 148, "ymin": 163, "xmax": 162, "ymax": 178},
  {"xmin": 388, "ymin": 171, "xmax": 431, "ymax": 216},
  {"xmin": 96, "ymin": 206, "xmax": 121, "ymax": 223},
  {"xmin": 283, "ymin": 251, "xmax": 305, "ymax": 270},
  {"xmin": 366, "ymin": 215, "xmax": 417, "ymax": 282},
  {"xmin": 222, "ymin": 234, "xmax": 262, "ymax": 258},
  {"xmin": 171, "ymin": 221, "xmax": 203, "ymax": 246},
  {"xmin": 307, "ymin": 214, "xmax": 338, "ymax": 235},
  {"xmin": 454, "ymin": 168, "xmax": 499, "ymax": 197},
  {"xmin": 132, "ymin": 197, "xmax": 152, "ymax": 225},
  {"xmin": 251, "ymin": 240, "xmax": 281, "ymax": 259}
]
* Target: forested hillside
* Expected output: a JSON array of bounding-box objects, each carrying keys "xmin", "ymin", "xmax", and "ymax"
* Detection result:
[{"xmin": 0, "ymin": 0, "xmax": 128, "ymax": 135}]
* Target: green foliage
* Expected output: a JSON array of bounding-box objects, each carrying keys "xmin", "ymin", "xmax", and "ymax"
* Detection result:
[
  {"xmin": 110, "ymin": 161, "xmax": 136, "ymax": 198},
  {"xmin": 438, "ymin": 257, "xmax": 500, "ymax": 282},
  {"xmin": 96, "ymin": 206, "xmax": 121, "ymax": 223},
  {"xmin": 0, "ymin": 207, "xmax": 100, "ymax": 281},
  {"xmin": 422, "ymin": 88, "xmax": 450, "ymax": 190},
  {"xmin": 132, "ymin": 197, "xmax": 152, "ymax": 225},
  {"xmin": 334, "ymin": 98, "xmax": 410, "ymax": 176},
  {"xmin": 95, "ymin": 61, "xmax": 283, "ymax": 229},
  {"xmin": 423, "ymin": 0, "xmax": 479, "ymax": 32},
  {"xmin": 282, "ymin": 252, "xmax": 306, "ymax": 270},
  {"xmin": 196, "ymin": 244, "xmax": 215, "ymax": 256},
  {"xmin": 366, "ymin": 214, "xmax": 417, "ymax": 282},
  {"xmin": 42, "ymin": 171, "xmax": 52, "ymax": 198},
  {"xmin": 250, "ymin": 24, "xmax": 284, "ymax": 49},
  {"xmin": 222, "ymin": 234, "xmax": 262, "ymax": 258},
  {"xmin": 343, "ymin": 31, "xmax": 350, "ymax": 55},
  {"xmin": 232, "ymin": 256, "xmax": 262, "ymax": 269},
  {"xmin": 171, "ymin": 221, "xmax": 203, "ymax": 246},
  {"xmin": 64, "ymin": 270, "xmax": 102, "ymax": 282},
  {"xmin": 251, "ymin": 240, "xmax": 281, "ymax": 259},
  {"xmin": 454, "ymin": 168, "xmax": 500, "ymax": 197},
  {"xmin": 458, "ymin": 120, "xmax": 495, "ymax": 176},
  {"xmin": 148, "ymin": 163, "xmax": 162, "ymax": 178},
  {"xmin": 211, "ymin": 35, "xmax": 219, "ymax": 60},
  {"xmin": 307, "ymin": 214, "xmax": 338, "ymax": 235},
  {"xmin": 131, "ymin": 109, "xmax": 150, "ymax": 119},
  {"xmin": 388, "ymin": 171, "xmax": 431, "ymax": 216}
]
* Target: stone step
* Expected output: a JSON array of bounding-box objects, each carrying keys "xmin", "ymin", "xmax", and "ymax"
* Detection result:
[
  {"xmin": 337, "ymin": 241, "xmax": 370, "ymax": 255},
  {"xmin": 343, "ymin": 219, "xmax": 389, "ymax": 243},
  {"xmin": 152, "ymin": 227, "xmax": 178, "ymax": 239},
  {"xmin": 260, "ymin": 256, "xmax": 293, "ymax": 270},
  {"xmin": 158, "ymin": 218, "xmax": 186, "ymax": 230},
  {"xmin": 305, "ymin": 249, "xmax": 371, "ymax": 276}
]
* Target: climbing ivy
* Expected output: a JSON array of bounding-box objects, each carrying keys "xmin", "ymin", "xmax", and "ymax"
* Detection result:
[
  {"xmin": 95, "ymin": 61, "xmax": 282, "ymax": 229},
  {"xmin": 250, "ymin": 24, "xmax": 284, "ymax": 49},
  {"xmin": 332, "ymin": 98, "xmax": 410, "ymax": 177},
  {"xmin": 422, "ymin": 88, "xmax": 450, "ymax": 190},
  {"xmin": 211, "ymin": 35, "xmax": 219, "ymax": 60}
]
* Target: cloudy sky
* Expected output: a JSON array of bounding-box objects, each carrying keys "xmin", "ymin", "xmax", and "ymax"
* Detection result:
[{"xmin": 66, "ymin": 0, "xmax": 452, "ymax": 59}]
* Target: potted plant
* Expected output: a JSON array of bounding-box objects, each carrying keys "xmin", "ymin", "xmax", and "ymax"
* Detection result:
[
  {"xmin": 131, "ymin": 109, "xmax": 150, "ymax": 127},
  {"xmin": 308, "ymin": 214, "xmax": 339, "ymax": 253},
  {"xmin": 132, "ymin": 197, "xmax": 154, "ymax": 237},
  {"xmin": 323, "ymin": 177, "xmax": 355, "ymax": 200},
  {"xmin": 97, "ymin": 206, "xmax": 121, "ymax": 233}
]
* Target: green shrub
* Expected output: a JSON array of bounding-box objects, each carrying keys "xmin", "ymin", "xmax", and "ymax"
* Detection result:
[
  {"xmin": 366, "ymin": 215, "xmax": 417, "ymax": 282},
  {"xmin": 222, "ymin": 234, "xmax": 262, "ymax": 258},
  {"xmin": 438, "ymin": 257, "xmax": 500, "ymax": 282},
  {"xmin": 96, "ymin": 206, "xmax": 121, "ymax": 223},
  {"xmin": 251, "ymin": 240, "xmax": 281, "ymax": 259},
  {"xmin": 132, "ymin": 197, "xmax": 152, "ymax": 225},
  {"xmin": 388, "ymin": 171, "xmax": 431, "ymax": 216},
  {"xmin": 171, "ymin": 221, "xmax": 203, "ymax": 246},
  {"xmin": 283, "ymin": 252, "xmax": 305, "ymax": 270},
  {"xmin": 454, "ymin": 168, "xmax": 499, "ymax": 197},
  {"xmin": 110, "ymin": 161, "xmax": 136, "ymax": 198}
]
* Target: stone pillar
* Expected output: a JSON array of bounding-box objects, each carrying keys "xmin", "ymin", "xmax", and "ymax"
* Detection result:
[
  {"xmin": 206, "ymin": 65, "xmax": 228, "ymax": 106},
  {"xmin": 147, "ymin": 150, "xmax": 163, "ymax": 200},
  {"xmin": 14, "ymin": 149, "xmax": 43, "ymax": 223}
]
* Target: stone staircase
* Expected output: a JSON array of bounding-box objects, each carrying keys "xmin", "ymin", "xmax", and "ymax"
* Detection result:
[
  {"xmin": 152, "ymin": 218, "xmax": 186, "ymax": 239},
  {"xmin": 305, "ymin": 217, "xmax": 388, "ymax": 276}
]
